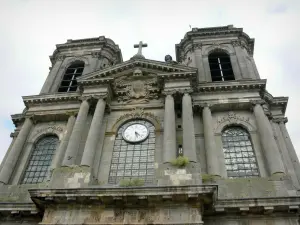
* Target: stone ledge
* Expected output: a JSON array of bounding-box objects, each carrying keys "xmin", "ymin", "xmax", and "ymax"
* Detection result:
[{"xmin": 29, "ymin": 185, "xmax": 217, "ymax": 207}]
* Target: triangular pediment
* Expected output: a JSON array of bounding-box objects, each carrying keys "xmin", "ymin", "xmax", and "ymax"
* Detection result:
[
  {"xmin": 78, "ymin": 58, "xmax": 197, "ymax": 82},
  {"xmin": 78, "ymin": 58, "xmax": 197, "ymax": 103}
]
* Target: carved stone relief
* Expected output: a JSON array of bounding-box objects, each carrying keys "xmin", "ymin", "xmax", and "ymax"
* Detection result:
[
  {"xmin": 113, "ymin": 68, "xmax": 159, "ymax": 103},
  {"xmin": 214, "ymin": 111, "xmax": 255, "ymax": 133}
]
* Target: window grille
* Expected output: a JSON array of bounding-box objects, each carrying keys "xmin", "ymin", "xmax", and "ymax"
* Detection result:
[
  {"xmin": 222, "ymin": 126, "xmax": 259, "ymax": 178},
  {"xmin": 22, "ymin": 136, "xmax": 58, "ymax": 184},
  {"xmin": 58, "ymin": 62, "xmax": 84, "ymax": 92},
  {"xmin": 209, "ymin": 52, "xmax": 235, "ymax": 81},
  {"xmin": 108, "ymin": 120, "xmax": 155, "ymax": 185}
]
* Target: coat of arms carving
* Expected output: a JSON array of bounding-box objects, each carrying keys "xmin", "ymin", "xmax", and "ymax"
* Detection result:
[{"xmin": 114, "ymin": 68, "xmax": 158, "ymax": 103}]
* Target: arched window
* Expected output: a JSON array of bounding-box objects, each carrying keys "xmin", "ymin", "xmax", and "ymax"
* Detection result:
[
  {"xmin": 222, "ymin": 126, "xmax": 259, "ymax": 178},
  {"xmin": 108, "ymin": 120, "xmax": 155, "ymax": 185},
  {"xmin": 22, "ymin": 135, "xmax": 59, "ymax": 184},
  {"xmin": 208, "ymin": 52, "xmax": 234, "ymax": 81},
  {"xmin": 58, "ymin": 61, "xmax": 84, "ymax": 92}
]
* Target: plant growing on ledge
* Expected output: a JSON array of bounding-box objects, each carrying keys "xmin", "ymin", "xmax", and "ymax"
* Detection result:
[
  {"xmin": 119, "ymin": 178, "xmax": 145, "ymax": 187},
  {"xmin": 171, "ymin": 156, "xmax": 189, "ymax": 167}
]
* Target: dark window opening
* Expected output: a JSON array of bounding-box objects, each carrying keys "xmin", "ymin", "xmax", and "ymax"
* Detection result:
[
  {"xmin": 208, "ymin": 52, "xmax": 235, "ymax": 82},
  {"xmin": 177, "ymin": 125, "xmax": 182, "ymax": 129},
  {"xmin": 178, "ymin": 145, "xmax": 183, "ymax": 156},
  {"xmin": 58, "ymin": 62, "xmax": 84, "ymax": 93},
  {"xmin": 21, "ymin": 136, "xmax": 59, "ymax": 184}
]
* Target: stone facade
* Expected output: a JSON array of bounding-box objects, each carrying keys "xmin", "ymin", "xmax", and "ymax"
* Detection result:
[{"xmin": 0, "ymin": 25, "xmax": 299, "ymax": 225}]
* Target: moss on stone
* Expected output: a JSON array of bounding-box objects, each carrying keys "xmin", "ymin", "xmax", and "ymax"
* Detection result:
[
  {"xmin": 119, "ymin": 178, "xmax": 145, "ymax": 187},
  {"xmin": 171, "ymin": 156, "xmax": 189, "ymax": 167}
]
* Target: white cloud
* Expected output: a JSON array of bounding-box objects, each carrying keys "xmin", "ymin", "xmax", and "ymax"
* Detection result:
[{"xmin": 0, "ymin": 0, "xmax": 300, "ymax": 163}]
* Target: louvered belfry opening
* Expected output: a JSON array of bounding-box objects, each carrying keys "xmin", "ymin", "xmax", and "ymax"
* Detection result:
[
  {"xmin": 209, "ymin": 52, "xmax": 235, "ymax": 81},
  {"xmin": 58, "ymin": 61, "xmax": 84, "ymax": 92}
]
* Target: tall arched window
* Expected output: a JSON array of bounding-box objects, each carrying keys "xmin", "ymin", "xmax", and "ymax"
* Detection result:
[
  {"xmin": 222, "ymin": 126, "xmax": 259, "ymax": 178},
  {"xmin": 22, "ymin": 135, "xmax": 59, "ymax": 184},
  {"xmin": 58, "ymin": 61, "xmax": 84, "ymax": 92},
  {"xmin": 108, "ymin": 120, "xmax": 155, "ymax": 185},
  {"xmin": 208, "ymin": 52, "xmax": 234, "ymax": 81}
]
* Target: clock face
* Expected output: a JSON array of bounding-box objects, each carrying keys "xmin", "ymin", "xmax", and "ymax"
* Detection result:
[{"xmin": 122, "ymin": 123, "xmax": 149, "ymax": 143}]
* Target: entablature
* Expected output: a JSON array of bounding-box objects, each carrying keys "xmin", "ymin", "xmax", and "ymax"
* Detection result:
[
  {"xmin": 197, "ymin": 79, "xmax": 266, "ymax": 93},
  {"xmin": 29, "ymin": 185, "xmax": 217, "ymax": 207},
  {"xmin": 23, "ymin": 93, "xmax": 81, "ymax": 108}
]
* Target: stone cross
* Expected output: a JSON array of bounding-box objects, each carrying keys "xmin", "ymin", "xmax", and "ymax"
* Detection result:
[{"xmin": 134, "ymin": 41, "xmax": 147, "ymax": 55}]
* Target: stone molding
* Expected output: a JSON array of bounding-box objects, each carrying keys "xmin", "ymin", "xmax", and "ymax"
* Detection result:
[
  {"xmin": 272, "ymin": 117, "xmax": 288, "ymax": 124},
  {"xmin": 29, "ymin": 124, "xmax": 64, "ymax": 143},
  {"xmin": 23, "ymin": 93, "xmax": 81, "ymax": 107},
  {"xmin": 29, "ymin": 185, "xmax": 217, "ymax": 206},
  {"xmin": 77, "ymin": 77, "xmax": 113, "ymax": 86},
  {"xmin": 214, "ymin": 111, "xmax": 255, "ymax": 133},
  {"xmin": 197, "ymin": 79, "xmax": 266, "ymax": 93},
  {"xmin": 162, "ymin": 88, "xmax": 193, "ymax": 96},
  {"xmin": 214, "ymin": 197, "xmax": 300, "ymax": 215},
  {"xmin": 111, "ymin": 107, "xmax": 162, "ymax": 133},
  {"xmin": 78, "ymin": 58, "xmax": 196, "ymax": 81},
  {"xmin": 79, "ymin": 93, "xmax": 108, "ymax": 102},
  {"xmin": 203, "ymin": 44, "xmax": 235, "ymax": 57}
]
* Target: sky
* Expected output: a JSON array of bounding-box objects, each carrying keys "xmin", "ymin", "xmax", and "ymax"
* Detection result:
[{"xmin": 0, "ymin": 0, "xmax": 300, "ymax": 163}]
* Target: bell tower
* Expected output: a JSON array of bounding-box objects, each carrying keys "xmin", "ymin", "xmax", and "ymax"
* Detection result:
[
  {"xmin": 175, "ymin": 25, "xmax": 260, "ymax": 82},
  {"xmin": 40, "ymin": 36, "xmax": 123, "ymax": 94}
]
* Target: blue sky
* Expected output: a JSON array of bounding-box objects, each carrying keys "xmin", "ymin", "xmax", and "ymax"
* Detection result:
[{"xmin": 0, "ymin": 0, "xmax": 300, "ymax": 162}]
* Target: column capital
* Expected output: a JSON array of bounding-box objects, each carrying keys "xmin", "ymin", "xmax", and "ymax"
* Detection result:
[
  {"xmin": 162, "ymin": 88, "xmax": 193, "ymax": 97},
  {"xmin": 272, "ymin": 117, "xmax": 288, "ymax": 124},
  {"xmin": 80, "ymin": 93, "xmax": 108, "ymax": 102},
  {"xmin": 65, "ymin": 111, "xmax": 78, "ymax": 117},
  {"xmin": 250, "ymin": 99, "xmax": 266, "ymax": 106},
  {"xmin": 193, "ymin": 102, "xmax": 215, "ymax": 112}
]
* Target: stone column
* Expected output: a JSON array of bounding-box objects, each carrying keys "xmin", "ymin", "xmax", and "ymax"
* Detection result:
[
  {"xmin": 50, "ymin": 113, "xmax": 76, "ymax": 170},
  {"xmin": 0, "ymin": 117, "xmax": 33, "ymax": 184},
  {"xmin": 253, "ymin": 103, "xmax": 285, "ymax": 175},
  {"xmin": 278, "ymin": 118, "xmax": 300, "ymax": 183},
  {"xmin": 182, "ymin": 93, "xmax": 197, "ymax": 162},
  {"xmin": 272, "ymin": 119, "xmax": 300, "ymax": 187},
  {"xmin": 62, "ymin": 99, "xmax": 90, "ymax": 166},
  {"xmin": 81, "ymin": 98, "xmax": 106, "ymax": 167},
  {"xmin": 202, "ymin": 105, "xmax": 221, "ymax": 176},
  {"xmin": 163, "ymin": 94, "xmax": 177, "ymax": 163}
]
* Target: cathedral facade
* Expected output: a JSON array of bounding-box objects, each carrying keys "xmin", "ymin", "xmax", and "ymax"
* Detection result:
[{"xmin": 0, "ymin": 25, "xmax": 299, "ymax": 224}]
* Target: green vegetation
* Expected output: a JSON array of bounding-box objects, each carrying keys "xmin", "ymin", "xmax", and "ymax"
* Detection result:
[
  {"xmin": 171, "ymin": 156, "xmax": 189, "ymax": 167},
  {"xmin": 119, "ymin": 178, "xmax": 145, "ymax": 187}
]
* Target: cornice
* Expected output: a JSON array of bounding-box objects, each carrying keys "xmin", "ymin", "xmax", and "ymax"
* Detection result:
[
  {"xmin": 263, "ymin": 90, "xmax": 288, "ymax": 114},
  {"xmin": 197, "ymin": 79, "xmax": 266, "ymax": 93},
  {"xmin": 23, "ymin": 93, "xmax": 81, "ymax": 107},
  {"xmin": 29, "ymin": 185, "xmax": 217, "ymax": 207},
  {"xmin": 0, "ymin": 202, "xmax": 38, "ymax": 214},
  {"xmin": 78, "ymin": 77, "xmax": 114, "ymax": 86},
  {"xmin": 214, "ymin": 196, "xmax": 300, "ymax": 215}
]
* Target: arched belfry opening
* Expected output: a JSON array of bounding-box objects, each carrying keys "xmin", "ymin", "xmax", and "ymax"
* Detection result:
[
  {"xmin": 208, "ymin": 52, "xmax": 235, "ymax": 81},
  {"xmin": 58, "ymin": 61, "xmax": 84, "ymax": 92}
]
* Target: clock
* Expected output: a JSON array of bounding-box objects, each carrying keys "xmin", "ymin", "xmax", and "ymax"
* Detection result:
[{"xmin": 122, "ymin": 123, "xmax": 149, "ymax": 143}]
